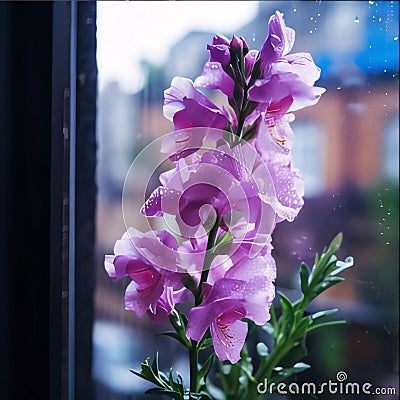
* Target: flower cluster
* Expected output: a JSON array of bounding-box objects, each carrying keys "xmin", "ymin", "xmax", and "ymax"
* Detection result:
[{"xmin": 105, "ymin": 11, "xmax": 324, "ymax": 364}]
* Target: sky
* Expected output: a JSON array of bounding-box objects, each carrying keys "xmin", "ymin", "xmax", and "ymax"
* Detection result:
[{"xmin": 96, "ymin": 1, "xmax": 259, "ymax": 93}]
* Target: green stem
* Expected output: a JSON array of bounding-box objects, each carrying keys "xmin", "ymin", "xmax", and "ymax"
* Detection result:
[
  {"xmin": 188, "ymin": 218, "xmax": 220, "ymax": 395},
  {"xmin": 189, "ymin": 340, "xmax": 199, "ymax": 394},
  {"xmin": 236, "ymin": 89, "xmax": 248, "ymax": 140},
  {"xmin": 196, "ymin": 217, "xmax": 220, "ymax": 306}
]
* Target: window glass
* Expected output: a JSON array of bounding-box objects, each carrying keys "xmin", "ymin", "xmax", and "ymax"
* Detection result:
[
  {"xmin": 291, "ymin": 120, "xmax": 326, "ymax": 197},
  {"xmin": 95, "ymin": 1, "xmax": 399, "ymax": 398},
  {"xmin": 383, "ymin": 113, "xmax": 400, "ymax": 181}
]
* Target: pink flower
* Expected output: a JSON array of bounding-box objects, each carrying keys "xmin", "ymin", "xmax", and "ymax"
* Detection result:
[
  {"xmin": 186, "ymin": 248, "xmax": 276, "ymax": 363},
  {"xmin": 163, "ymin": 77, "xmax": 229, "ymax": 131},
  {"xmin": 254, "ymin": 113, "xmax": 304, "ymax": 222},
  {"xmin": 248, "ymin": 11, "xmax": 325, "ymax": 125},
  {"xmin": 105, "ymin": 228, "xmax": 186, "ymax": 318},
  {"xmin": 141, "ymin": 143, "xmax": 275, "ymax": 241}
]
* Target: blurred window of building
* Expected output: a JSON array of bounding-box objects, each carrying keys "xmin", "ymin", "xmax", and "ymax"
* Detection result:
[
  {"xmin": 383, "ymin": 113, "xmax": 400, "ymax": 181},
  {"xmin": 291, "ymin": 120, "xmax": 326, "ymax": 197}
]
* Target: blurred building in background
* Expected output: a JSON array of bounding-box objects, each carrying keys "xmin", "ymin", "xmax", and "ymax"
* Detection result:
[{"xmin": 95, "ymin": 2, "xmax": 398, "ymax": 398}]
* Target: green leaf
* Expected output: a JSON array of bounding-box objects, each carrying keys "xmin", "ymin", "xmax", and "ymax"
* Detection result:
[
  {"xmin": 322, "ymin": 257, "xmax": 338, "ymax": 274},
  {"xmin": 212, "ymin": 231, "xmax": 233, "ymax": 256},
  {"xmin": 278, "ymin": 292, "xmax": 293, "ymax": 313},
  {"xmin": 180, "ymin": 312, "xmax": 188, "ymax": 327},
  {"xmin": 270, "ymin": 362, "xmax": 311, "ymax": 385},
  {"xmin": 198, "ymin": 354, "xmax": 215, "ymax": 384},
  {"xmin": 256, "ymin": 342, "xmax": 269, "ymax": 357},
  {"xmin": 151, "ymin": 352, "xmax": 160, "ymax": 375},
  {"xmin": 168, "ymin": 369, "xmax": 185, "ymax": 395},
  {"xmin": 145, "ymin": 388, "xmax": 183, "ymax": 400},
  {"xmin": 310, "ymin": 308, "xmax": 339, "ymax": 321},
  {"xmin": 130, "ymin": 357, "xmax": 164, "ymax": 387},
  {"xmin": 291, "ymin": 316, "xmax": 311, "ymax": 340},
  {"xmin": 215, "ymin": 230, "xmax": 233, "ymax": 246},
  {"xmin": 314, "ymin": 252, "xmax": 320, "ymax": 266},
  {"xmin": 198, "ymin": 331, "xmax": 213, "ymax": 350},
  {"xmin": 327, "ymin": 232, "xmax": 343, "ymax": 254},
  {"xmin": 330, "ymin": 256, "xmax": 354, "ymax": 276},
  {"xmin": 307, "ymin": 320, "xmax": 348, "ymax": 333},
  {"xmin": 278, "ymin": 292, "xmax": 294, "ymax": 339},
  {"xmin": 312, "ymin": 276, "xmax": 344, "ymax": 297},
  {"xmin": 198, "ymin": 391, "xmax": 214, "ymax": 400},
  {"xmin": 300, "ymin": 262, "xmax": 310, "ymax": 295},
  {"xmin": 182, "ymin": 273, "xmax": 198, "ymax": 297},
  {"xmin": 279, "ymin": 342, "xmax": 308, "ymax": 368},
  {"xmin": 156, "ymin": 331, "xmax": 187, "ymax": 346}
]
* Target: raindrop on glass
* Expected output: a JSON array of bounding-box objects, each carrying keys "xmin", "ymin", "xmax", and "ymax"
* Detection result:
[
  {"xmin": 293, "ymin": 8, "xmax": 297, "ymax": 12},
  {"xmin": 394, "ymin": 37, "xmax": 399, "ymax": 41},
  {"xmin": 378, "ymin": 17, "xmax": 382, "ymax": 22},
  {"xmin": 252, "ymin": 33, "xmax": 256, "ymax": 42},
  {"xmin": 354, "ymin": 16, "xmax": 360, "ymax": 23},
  {"xmin": 309, "ymin": 30, "xmax": 313, "ymax": 34},
  {"xmin": 369, "ymin": 0, "xmax": 374, "ymax": 4}
]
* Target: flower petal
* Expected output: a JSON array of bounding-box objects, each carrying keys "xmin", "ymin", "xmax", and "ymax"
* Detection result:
[
  {"xmin": 140, "ymin": 186, "xmax": 181, "ymax": 217},
  {"xmin": 125, "ymin": 277, "xmax": 163, "ymax": 318},
  {"xmin": 273, "ymin": 52, "xmax": 321, "ymax": 86},
  {"xmin": 210, "ymin": 318, "xmax": 247, "ymax": 363},
  {"xmin": 194, "ymin": 62, "xmax": 234, "ymax": 98},
  {"xmin": 186, "ymin": 297, "xmax": 245, "ymax": 341},
  {"xmin": 260, "ymin": 11, "xmax": 295, "ymax": 68}
]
